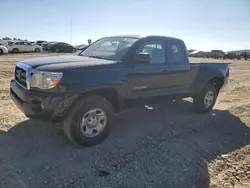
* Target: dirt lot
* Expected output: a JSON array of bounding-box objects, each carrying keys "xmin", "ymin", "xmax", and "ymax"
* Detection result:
[{"xmin": 0, "ymin": 53, "xmax": 250, "ymax": 188}]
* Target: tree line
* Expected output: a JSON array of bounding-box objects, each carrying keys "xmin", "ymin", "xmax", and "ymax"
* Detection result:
[{"xmin": 1, "ymin": 37, "xmax": 28, "ymax": 41}]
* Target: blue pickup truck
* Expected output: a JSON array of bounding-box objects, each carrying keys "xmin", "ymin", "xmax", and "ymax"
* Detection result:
[{"xmin": 10, "ymin": 35, "xmax": 230, "ymax": 146}]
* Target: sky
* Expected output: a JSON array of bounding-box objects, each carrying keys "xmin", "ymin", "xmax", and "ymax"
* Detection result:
[{"xmin": 0, "ymin": 0, "xmax": 249, "ymax": 51}]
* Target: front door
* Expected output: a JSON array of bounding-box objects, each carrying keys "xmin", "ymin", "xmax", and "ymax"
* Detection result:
[
  {"xmin": 16, "ymin": 42, "xmax": 26, "ymax": 52},
  {"xmin": 24, "ymin": 42, "xmax": 33, "ymax": 52},
  {"xmin": 65, "ymin": 44, "xmax": 73, "ymax": 52},
  {"xmin": 126, "ymin": 39, "xmax": 169, "ymax": 99}
]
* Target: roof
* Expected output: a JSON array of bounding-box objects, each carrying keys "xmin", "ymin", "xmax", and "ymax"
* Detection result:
[
  {"xmin": 105, "ymin": 35, "xmax": 182, "ymax": 41},
  {"xmin": 105, "ymin": 35, "xmax": 144, "ymax": 39}
]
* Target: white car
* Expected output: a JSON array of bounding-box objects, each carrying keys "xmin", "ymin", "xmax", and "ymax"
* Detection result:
[
  {"xmin": 0, "ymin": 45, "xmax": 8, "ymax": 55},
  {"xmin": 8, "ymin": 41, "xmax": 43, "ymax": 53}
]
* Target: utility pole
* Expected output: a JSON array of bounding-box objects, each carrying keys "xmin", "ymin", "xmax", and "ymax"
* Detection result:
[{"xmin": 70, "ymin": 14, "xmax": 72, "ymax": 45}]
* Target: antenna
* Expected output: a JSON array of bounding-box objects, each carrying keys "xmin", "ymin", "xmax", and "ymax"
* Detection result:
[{"xmin": 70, "ymin": 14, "xmax": 72, "ymax": 45}]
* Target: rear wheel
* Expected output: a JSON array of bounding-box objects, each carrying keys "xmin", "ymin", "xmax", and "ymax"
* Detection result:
[
  {"xmin": 0, "ymin": 49, "xmax": 3, "ymax": 55},
  {"xmin": 13, "ymin": 48, "xmax": 19, "ymax": 53},
  {"xmin": 64, "ymin": 96, "xmax": 115, "ymax": 147},
  {"xmin": 35, "ymin": 48, "xmax": 40, "ymax": 52},
  {"xmin": 56, "ymin": 48, "xmax": 59, "ymax": 52},
  {"xmin": 193, "ymin": 83, "xmax": 217, "ymax": 113}
]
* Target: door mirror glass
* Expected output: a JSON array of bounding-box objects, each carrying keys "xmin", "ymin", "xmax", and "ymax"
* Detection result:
[{"xmin": 135, "ymin": 52, "xmax": 150, "ymax": 64}]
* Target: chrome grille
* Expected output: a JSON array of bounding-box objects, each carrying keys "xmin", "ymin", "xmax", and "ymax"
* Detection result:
[
  {"xmin": 14, "ymin": 62, "xmax": 34, "ymax": 90},
  {"xmin": 15, "ymin": 66, "xmax": 27, "ymax": 88}
]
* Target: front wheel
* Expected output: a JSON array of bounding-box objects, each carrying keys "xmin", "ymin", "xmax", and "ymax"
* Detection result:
[
  {"xmin": 35, "ymin": 48, "xmax": 40, "ymax": 52},
  {"xmin": 0, "ymin": 49, "xmax": 3, "ymax": 55},
  {"xmin": 64, "ymin": 96, "xmax": 115, "ymax": 147},
  {"xmin": 193, "ymin": 83, "xmax": 218, "ymax": 113},
  {"xmin": 12, "ymin": 48, "xmax": 19, "ymax": 53}
]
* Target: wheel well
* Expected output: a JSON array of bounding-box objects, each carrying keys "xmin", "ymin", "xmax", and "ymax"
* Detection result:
[
  {"xmin": 207, "ymin": 77, "xmax": 225, "ymax": 93},
  {"xmin": 79, "ymin": 88, "xmax": 120, "ymax": 112}
]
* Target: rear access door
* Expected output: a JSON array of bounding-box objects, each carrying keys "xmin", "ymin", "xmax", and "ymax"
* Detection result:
[{"xmin": 161, "ymin": 39, "xmax": 197, "ymax": 95}]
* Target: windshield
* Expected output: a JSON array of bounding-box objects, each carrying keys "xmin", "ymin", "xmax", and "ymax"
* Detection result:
[{"xmin": 79, "ymin": 37, "xmax": 138, "ymax": 61}]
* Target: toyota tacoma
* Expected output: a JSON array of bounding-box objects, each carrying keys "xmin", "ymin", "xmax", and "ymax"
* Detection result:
[{"xmin": 10, "ymin": 35, "xmax": 230, "ymax": 146}]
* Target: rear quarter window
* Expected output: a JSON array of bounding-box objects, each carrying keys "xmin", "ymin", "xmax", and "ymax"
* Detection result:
[{"xmin": 167, "ymin": 40, "xmax": 186, "ymax": 64}]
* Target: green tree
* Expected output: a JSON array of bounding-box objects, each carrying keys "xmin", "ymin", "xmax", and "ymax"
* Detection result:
[{"xmin": 2, "ymin": 37, "xmax": 12, "ymax": 40}]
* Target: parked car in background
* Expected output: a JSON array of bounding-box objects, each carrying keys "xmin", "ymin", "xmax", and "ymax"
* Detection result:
[
  {"xmin": 0, "ymin": 40, "xmax": 10, "ymax": 48},
  {"xmin": 196, "ymin": 51, "xmax": 206, "ymax": 58},
  {"xmin": 30, "ymin": 41, "xmax": 36, "ymax": 45},
  {"xmin": 0, "ymin": 45, "xmax": 8, "ymax": 55},
  {"xmin": 76, "ymin": 44, "xmax": 88, "ymax": 50},
  {"xmin": 8, "ymin": 41, "xmax": 43, "ymax": 53},
  {"xmin": 42, "ymin": 42, "xmax": 55, "ymax": 51},
  {"xmin": 211, "ymin": 50, "xmax": 225, "ymax": 59},
  {"xmin": 189, "ymin": 51, "xmax": 206, "ymax": 58},
  {"xmin": 223, "ymin": 52, "xmax": 241, "ymax": 60},
  {"xmin": 49, "ymin": 42, "xmax": 76, "ymax": 53},
  {"xmin": 205, "ymin": 51, "xmax": 213, "ymax": 58},
  {"xmin": 189, "ymin": 50, "xmax": 199, "ymax": 57},
  {"xmin": 240, "ymin": 52, "xmax": 250, "ymax": 60},
  {"xmin": 36, "ymin": 40, "xmax": 47, "ymax": 46}
]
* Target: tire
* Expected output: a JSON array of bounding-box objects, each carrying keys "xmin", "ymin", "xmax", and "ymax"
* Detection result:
[
  {"xmin": 35, "ymin": 48, "xmax": 40, "ymax": 52},
  {"xmin": 193, "ymin": 83, "xmax": 218, "ymax": 113},
  {"xmin": 0, "ymin": 49, "xmax": 3, "ymax": 55},
  {"xmin": 64, "ymin": 96, "xmax": 115, "ymax": 147},
  {"xmin": 55, "ymin": 48, "xmax": 59, "ymax": 53},
  {"xmin": 13, "ymin": 48, "xmax": 19, "ymax": 53}
]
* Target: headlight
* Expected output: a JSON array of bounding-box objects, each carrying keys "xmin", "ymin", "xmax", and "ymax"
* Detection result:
[{"xmin": 30, "ymin": 71, "xmax": 63, "ymax": 90}]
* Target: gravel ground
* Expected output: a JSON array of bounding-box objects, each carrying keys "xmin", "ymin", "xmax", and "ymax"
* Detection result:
[{"xmin": 0, "ymin": 53, "xmax": 250, "ymax": 188}]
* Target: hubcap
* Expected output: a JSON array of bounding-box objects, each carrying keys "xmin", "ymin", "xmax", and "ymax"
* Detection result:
[
  {"xmin": 80, "ymin": 108, "xmax": 107, "ymax": 138},
  {"xmin": 204, "ymin": 90, "xmax": 214, "ymax": 108}
]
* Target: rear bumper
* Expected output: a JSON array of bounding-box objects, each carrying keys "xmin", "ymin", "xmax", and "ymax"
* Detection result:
[{"xmin": 10, "ymin": 79, "xmax": 79, "ymax": 122}]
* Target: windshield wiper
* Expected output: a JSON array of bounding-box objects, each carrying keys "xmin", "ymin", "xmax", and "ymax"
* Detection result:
[{"xmin": 88, "ymin": 55, "xmax": 104, "ymax": 59}]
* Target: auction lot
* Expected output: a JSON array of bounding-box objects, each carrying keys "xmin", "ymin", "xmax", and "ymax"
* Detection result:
[{"xmin": 0, "ymin": 53, "xmax": 250, "ymax": 188}]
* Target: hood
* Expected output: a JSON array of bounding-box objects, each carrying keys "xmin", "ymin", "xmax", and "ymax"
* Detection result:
[{"xmin": 22, "ymin": 55, "xmax": 120, "ymax": 71}]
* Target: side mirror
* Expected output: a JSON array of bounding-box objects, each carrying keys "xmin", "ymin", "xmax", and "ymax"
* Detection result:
[{"xmin": 135, "ymin": 52, "xmax": 150, "ymax": 64}]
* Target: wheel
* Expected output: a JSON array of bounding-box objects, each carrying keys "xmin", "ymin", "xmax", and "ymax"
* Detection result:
[
  {"xmin": 0, "ymin": 49, "xmax": 3, "ymax": 55},
  {"xmin": 35, "ymin": 48, "xmax": 40, "ymax": 52},
  {"xmin": 193, "ymin": 83, "xmax": 217, "ymax": 113},
  {"xmin": 56, "ymin": 48, "xmax": 59, "ymax": 52},
  {"xmin": 64, "ymin": 96, "xmax": 115, "ymax": 147},
  {"xmin": 13, "ymin": 48, "xmax": 19, "ymax": 53}
]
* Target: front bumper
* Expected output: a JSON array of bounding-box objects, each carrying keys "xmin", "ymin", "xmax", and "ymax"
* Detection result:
[{"xmin": 10, "ymin": 79, "xmax": 78, "ymax": 122}]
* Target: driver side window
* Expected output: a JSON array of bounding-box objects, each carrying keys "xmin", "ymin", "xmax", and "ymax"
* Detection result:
[{"xmin": 136, "ymin": 41, "xmax": 165, "ymax": 64}]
